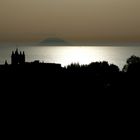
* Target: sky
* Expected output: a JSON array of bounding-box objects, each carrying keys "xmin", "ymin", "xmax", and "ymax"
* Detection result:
[{"xmin": 0, "ymin": 0, "xmax": 140, "ymax": 44}]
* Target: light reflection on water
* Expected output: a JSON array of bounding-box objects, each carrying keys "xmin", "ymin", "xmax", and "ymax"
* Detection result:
[{"xmin": 0, "ymin": 46, "xmax": 140, "ymax": 70}]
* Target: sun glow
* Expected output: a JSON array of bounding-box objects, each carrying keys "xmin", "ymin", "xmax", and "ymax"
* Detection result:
[{"xmin": 55, "ymin": 47, "xmax": 104, "ymax": 66}]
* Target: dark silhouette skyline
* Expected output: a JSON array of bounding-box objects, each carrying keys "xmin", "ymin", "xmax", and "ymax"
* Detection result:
[
  {"xmin": 1, "ymin": 49, "xmax": 139, "ymax": 130},
  {"xmin": 0, "ymin": 49, "xmax": 140, "ymax": 93}
]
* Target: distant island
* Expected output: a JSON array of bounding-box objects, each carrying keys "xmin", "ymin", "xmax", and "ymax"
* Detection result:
[
  {"xmin": 39, "ymin": 38, "xmax": 72, "ymax": 46},
  {"xmin": 38, "ymin": 38, "xmax": 140, "ymax": 46}
]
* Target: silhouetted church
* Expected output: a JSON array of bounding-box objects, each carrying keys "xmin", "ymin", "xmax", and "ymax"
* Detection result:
[{"xmin": 11, "ymin": 49, "xmax": 25, "ymax": 65}]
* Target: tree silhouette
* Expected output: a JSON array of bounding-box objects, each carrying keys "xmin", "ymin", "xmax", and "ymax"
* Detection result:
[
  {"xmin": 109, "ymin": 64, "xmax": 119, "ymax": 73},
  {"xmin": 123, "ymin": 55, "xmax": 140, "ymax": 73}
]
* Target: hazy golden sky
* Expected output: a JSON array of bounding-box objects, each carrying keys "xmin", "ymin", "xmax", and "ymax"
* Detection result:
[{"xmin": 0, "ymin": 0, "xmax": 140, "ymax": 43}]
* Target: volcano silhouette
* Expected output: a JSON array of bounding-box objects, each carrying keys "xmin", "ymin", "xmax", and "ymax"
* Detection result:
[{"xmin": 40, "ymin": 38, "xmax": 72, "ymax": 46}]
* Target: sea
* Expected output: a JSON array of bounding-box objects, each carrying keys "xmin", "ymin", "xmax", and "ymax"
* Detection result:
[{"xmin": 0, "ymin": 45, "xmax": 140, "ymax": 70}]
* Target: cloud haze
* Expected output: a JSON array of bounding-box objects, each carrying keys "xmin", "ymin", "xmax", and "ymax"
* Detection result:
[{"xmin": 0, "ymin": 0, "xmax": 140, "ymax": 43}]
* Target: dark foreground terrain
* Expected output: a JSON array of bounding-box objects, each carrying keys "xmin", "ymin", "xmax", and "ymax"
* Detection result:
[
  {"xmin": 0, "ymin": 56, "xmax": 140, "ymax": 135},
  {"xmin": 1, "ymin": 57, "xmax": 140, "ymax": 100}
]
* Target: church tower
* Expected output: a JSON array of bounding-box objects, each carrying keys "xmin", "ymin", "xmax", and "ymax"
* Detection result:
[{"xmin": 11, "ymin": 49, "xmax": 25, "ymax": 65}]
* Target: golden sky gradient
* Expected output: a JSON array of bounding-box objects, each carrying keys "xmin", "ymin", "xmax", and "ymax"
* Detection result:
[{"xmin": 0, "ymin": 0, "xmax": 140, "ymax": 43}]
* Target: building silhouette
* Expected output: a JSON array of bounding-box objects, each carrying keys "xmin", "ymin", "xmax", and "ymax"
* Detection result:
[{"xmin": 11, "ymin": 49, "xmax": 25, "ymax": 65}]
